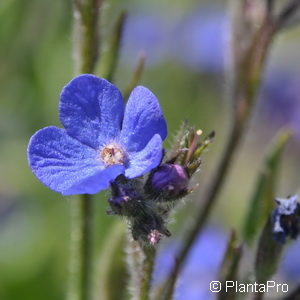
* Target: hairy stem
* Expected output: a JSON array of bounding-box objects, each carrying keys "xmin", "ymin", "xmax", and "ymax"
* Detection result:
[
  {"xmin": 126, "ymin": 237, "xmax": 156, "ymax": 300},
  {"xmin": 126, "ymin": 237, "xmax": 143, "ymax": 300},
  {"xmin": 139, "ymin": 246, "xmax": 156, "ymax": 300}
]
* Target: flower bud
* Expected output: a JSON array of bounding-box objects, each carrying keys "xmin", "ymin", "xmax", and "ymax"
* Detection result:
[
  {"xmin": 149, "ymin": 164, "xmax": 189, "ymax": 199},
  {"xmin": 108, "ymin": 180, "xmax": 139, "ymax": 216},
  {"xmin": 272, "ymin": 195, "xmax": 300, "ymax": 243},
  {"xmin": 108, "ymin": 195, "xmax": 129, "ymax": 215}
]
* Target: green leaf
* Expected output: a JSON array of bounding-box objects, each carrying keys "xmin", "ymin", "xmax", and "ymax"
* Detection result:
[
  {"xmin": 255, "ymin": 216, "xmax": 283, "ymax": 283},
  {"xmin": 218, "ymin": 230, "xmax": 243, "ymax": 300},
  {"xmin": 242, "ymin": 130, "xmax": 292, "ymax": 244},
  {"xmin": 98, "ymin": 11, "xmax": 127, "ymax": 82}
]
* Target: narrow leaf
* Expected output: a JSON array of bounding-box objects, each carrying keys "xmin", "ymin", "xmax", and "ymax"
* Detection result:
[
  {"xmin": 242, "ymin": 130, "xmax": 292, "ymax": 244},
  {"xmin": 218, "ymin": 230, "xmax": 243, "ymax": 300},
  {"xmin": 123, "ymin": 53, "xmax": 145, "ymax": 101},
  {"xmin": 255, "ymin": 216, "xmax": 283, "ymax": 283},
  {"xmin": 98, "ymin": 11, "xmax": 127, "ymax": 81}
]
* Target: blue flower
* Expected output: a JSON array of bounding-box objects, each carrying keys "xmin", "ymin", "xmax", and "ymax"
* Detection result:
[{"xmin": 27, "ymin": 74, "xmax": 167, "ymax": 195}]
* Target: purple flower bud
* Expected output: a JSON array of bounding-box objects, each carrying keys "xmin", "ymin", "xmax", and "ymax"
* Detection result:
[
  {"xmin": 108, "ymin": 179, "xmax": 140, "ymax": 215},
  {"xmin": 108, "ymin": 194, "xmax": 131, "ymax": 209},
  {"xmin": 149, "ymin": 164, "xmax": 189, "ymax": 199}
]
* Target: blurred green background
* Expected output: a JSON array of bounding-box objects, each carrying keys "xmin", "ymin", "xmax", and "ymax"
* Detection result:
[{"xmin": 1, "ymin": 0, "xmax": 300, "ymax": 299}]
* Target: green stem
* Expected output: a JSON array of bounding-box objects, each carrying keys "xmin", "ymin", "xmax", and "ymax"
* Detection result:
[
  {"xmin": 126, "ymin": 237, "xmax": 156, "ymax": 300},
  {"xmin": 73, "ymin": 0, "xmax": 102, "ymax": 74},
  {"xmin": 68, "ymin": 195, "xmax": 94, "ymax": 300},
  {"xmin": 139, "ymin": 246, "xmax": 156, "ymax": 300},
  {"xmin": 126, "ymin": 237, "xmax": 143, "ymax": 300},
  {"xmin": 98, "ymin": 11, "xmax": 127, "ymax": 82}
]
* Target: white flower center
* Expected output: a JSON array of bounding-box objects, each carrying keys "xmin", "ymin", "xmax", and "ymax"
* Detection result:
[{"xmin": 99, "ymin": 143, "xmax": 126, "ymax": 166}]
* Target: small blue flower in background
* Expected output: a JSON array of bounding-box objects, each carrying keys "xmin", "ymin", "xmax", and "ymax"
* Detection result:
[
  {"xmin": 121, "ymin": 5, "xmax": 228, "ymax": 72},
  {"xmin": 171, "ymin": 5, "xmax": 228, "ymax": 73},
  {"xmin": 27, "ymin": 74, "xmax": 167, "ymax": 195},
  {"xmin": 259, "ymin": 68, "xmax": 300, "ymax": 144},
  {"xmin": 153, "ymin": 226, "xmax": 227, "ymax": 300},
  {"xmin": 122, "ymin": 12, "xmax": 172, "ymax": 66},
  {"xmin": 260, "ymin": 69, "xmax": 300, "ymax": 128}
]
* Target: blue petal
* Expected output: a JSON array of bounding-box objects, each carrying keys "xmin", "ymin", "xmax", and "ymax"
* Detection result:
[
  {"xmin": 28, "ymin": 126, "xmax": 124, "ymax": 195},
  {"xmin": 63, "ymin": 166, "xmax": 125, "ymax": 195},
  {"xmin": 120, "ymin": 86, "xmax": 167, "ymax": 152},
  {"xmin": 59, "ymin": 74, "xmax": 125, "ymax": 149},
  {"xmin": 125, "ymin": 134, "xmax": 163, "ymax": 178}
]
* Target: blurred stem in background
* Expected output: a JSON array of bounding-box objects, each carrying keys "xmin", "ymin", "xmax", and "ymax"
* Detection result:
[
  {"xmin": 122, "ymin": 53, "xmax": 145, "ymax": 101},
  {"xmin": 73, "ymin": 0, "xmax": 102, "ymax": 75},
  {"xmin": 68, "ymin": 1, "xmax": 102, "ymax": 300},
  {"xmin": 158, "ymin": 1, "xmax": 300, "ymax": 299},
  {"xmin": 96, "ymin": 221, "xmax": 127, "ymax": 300},
  {"xmin": 69, "ymin": 194, "xmax": 94, "ymax": 300},
  {"xmin": 98, "ymin": 12, "xmax": 127, "ymax": 82}
]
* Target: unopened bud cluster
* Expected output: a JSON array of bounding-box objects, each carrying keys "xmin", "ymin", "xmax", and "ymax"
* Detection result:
[{"xmin": 107, "ymin": 124, "xmax": 214, "ymax": 245}]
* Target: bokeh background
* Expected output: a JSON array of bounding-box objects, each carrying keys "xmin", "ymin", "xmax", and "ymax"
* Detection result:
[{"xmin": 1, "ymin": 0, "xmax": 300, "ymax": 299}]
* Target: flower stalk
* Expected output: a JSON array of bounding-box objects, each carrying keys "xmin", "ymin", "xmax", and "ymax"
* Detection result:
[
  {"xmin": 126, "ymin": 237, "xmax": 144, "ymax": 300},
  {"xmin": 125, "ymin": 238, "xmax": 156, "ymax": 300},
  {"xmin": 139, "ymin": 245, "xmax": 156, "ymax": 300}
]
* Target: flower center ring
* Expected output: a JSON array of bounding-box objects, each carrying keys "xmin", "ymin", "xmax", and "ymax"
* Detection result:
[{"xmin": 99, "ymin": 143, "xmax": 127, "ymax": 166}]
